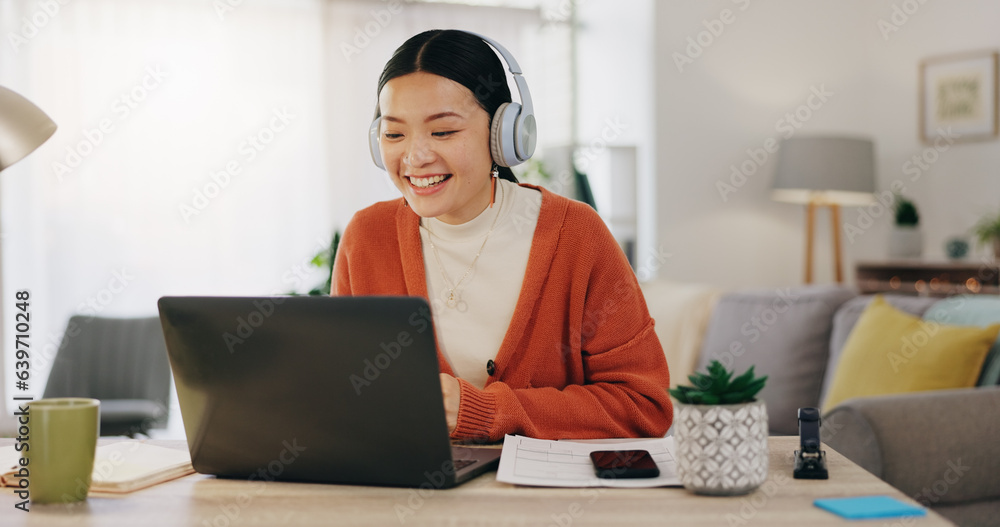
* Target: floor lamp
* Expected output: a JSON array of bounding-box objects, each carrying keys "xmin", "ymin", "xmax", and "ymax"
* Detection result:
[
  {"xmin": 0, "ymin": 85, "xmax": 58, "ymax": 432},
  {"xmin": 771, "ymin": 136, "xmax": 875, "ymax": 284}
]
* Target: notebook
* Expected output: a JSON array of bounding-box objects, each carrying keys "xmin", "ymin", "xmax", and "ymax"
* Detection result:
[
  {"xmin": 0, "ymin": 442, "xmax": 194, "ymax": 493},
  {"xmin": 814, "ymin": 495, "xmax": 926, "ymax": 520},
  {"xmin": 157, "ymin": 295, "xmax": 501, "ymax": 488}
]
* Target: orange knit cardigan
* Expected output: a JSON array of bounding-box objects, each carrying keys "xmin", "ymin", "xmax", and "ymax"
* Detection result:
[{"xmin": 332, "ymin": 184, "xmax": 672, "ymax": 441}]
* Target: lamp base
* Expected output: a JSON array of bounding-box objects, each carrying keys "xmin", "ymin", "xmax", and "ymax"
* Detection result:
[{"xmin": 804, "ymin": 201, "xmax": 844, "ymax": 284}]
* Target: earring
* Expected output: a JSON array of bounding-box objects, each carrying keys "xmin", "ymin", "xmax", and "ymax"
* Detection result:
[{"xmin": 489, "ymin": 164, "xmax": 499, "ymax": 208}]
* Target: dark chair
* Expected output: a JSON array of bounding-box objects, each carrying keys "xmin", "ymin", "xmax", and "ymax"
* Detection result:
[{"xmin": 43, "ymin": 315, "xmax": 171, "ymax": 437}]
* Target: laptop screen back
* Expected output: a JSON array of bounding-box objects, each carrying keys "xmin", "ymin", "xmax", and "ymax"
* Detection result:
[{"xmin": 158, "ymin": 295, "xmax": 455, "ymax": 487}]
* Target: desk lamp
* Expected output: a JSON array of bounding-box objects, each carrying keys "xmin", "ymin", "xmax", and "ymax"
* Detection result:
[
  {"xmin": 1, "ymin": 86, "xmax": 57, "ymax": 170},
  {"xmin": 0, "ymin": 85, "xmax": 57, "ymax": 433},
  {"xmin": 772, "ymin": 136, "xmax": 875, "ymax": 283}
]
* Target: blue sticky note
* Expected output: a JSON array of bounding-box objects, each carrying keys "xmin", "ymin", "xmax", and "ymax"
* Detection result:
[{"xmin": 814, "ymin": 496, "xmax": 926, "ymax": 520}]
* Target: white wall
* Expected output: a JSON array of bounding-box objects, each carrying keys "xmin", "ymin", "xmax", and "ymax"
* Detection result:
[
  {"xmin": 858, "ymin": 1, "xmax": 1000, "ymax": 266},
  {"xmin": 574, "ymin": 0, "xmax": 656, "ymax": 274},
  {"xmin": 0, "ymin": 0, "xmax": 541, "ymax": 434},
  {"xmin": 654, "ymin": 1, "xmax": 1000, "ymax": 288}
]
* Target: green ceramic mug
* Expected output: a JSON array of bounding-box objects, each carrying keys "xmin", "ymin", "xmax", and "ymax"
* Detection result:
[{"xmin": 23, "ymin": 398, "xmax": 100, "ymax": 504}]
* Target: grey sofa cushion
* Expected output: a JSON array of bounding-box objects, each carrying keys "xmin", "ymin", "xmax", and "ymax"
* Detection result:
[
  {"xmin": 823, "ymin": 387, "xmax": 1000, "ymax": 508},
  {"xmin": 931, "ymin": 500, "xmax": 1000, "ymax": 527},
  {"xmin": 924, "ymin": 295, "xmax": 1000, "ymax": 387},
  {"xmin": 821, "ymin": 295, "xmax": 940, "ymax": 405},
  {"xmin": 697, "ymin": 285, "xmax": 855, "ymax": 435},
  {"xmin": 819, "ymin": 404, "xmax": 882, "ymax": 475}
]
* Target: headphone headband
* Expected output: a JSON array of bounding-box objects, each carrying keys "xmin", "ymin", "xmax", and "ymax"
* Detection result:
[{"xmin": 464, "ymin": 31, "xmax": 534, "ymax": 115}]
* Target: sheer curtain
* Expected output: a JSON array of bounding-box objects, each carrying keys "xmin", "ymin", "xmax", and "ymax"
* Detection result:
[{"xmin": 0, "ymin": 0, "xmax": 543, "ymax": 429}]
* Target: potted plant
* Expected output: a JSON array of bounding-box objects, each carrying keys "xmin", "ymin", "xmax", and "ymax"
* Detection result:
[
  {"xmin": 973, "ymin": 210, "xmax": 1000, "ymax": 260},
  {"xmin": 945, "ymin": 236, "xmax": 970, "ymax": 260},
  {"xmin": 287, "ymin": 230, "xmax": 340, "ymax": 296},
  {"xmin": 888, "ymin": 195, "xmax": 922, "ymax": 258},
  {"xmin": 669, "ymin": 361, "xmax": 769, "ymax": 496}
]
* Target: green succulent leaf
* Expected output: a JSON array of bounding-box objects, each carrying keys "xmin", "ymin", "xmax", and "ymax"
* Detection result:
[
  {"xmin": 688, "ymin": 373, "xmax": 711, "ymax": 391},
  {"xmin": 727, "ymin": 366, "xmax": 756, "ymax": 392},
  {"xmin": 699, "ymin": 393, "xmax": 720, "ymax": 404},
  {"xmin": 668, "ymin": 387, "xmax": 690, "ymax": 403},
  {"xmin": 671, "ymin": 361, "xmax": 767, "ymax": 405},
  {"xmin": 720, "ymin": 391, "xmax": 750, "ymax": 404}
]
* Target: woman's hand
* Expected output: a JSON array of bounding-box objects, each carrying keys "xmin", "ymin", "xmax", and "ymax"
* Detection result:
[{"xmin": 439, "ymin": 373, "xmax": 460, "ymax": 433}]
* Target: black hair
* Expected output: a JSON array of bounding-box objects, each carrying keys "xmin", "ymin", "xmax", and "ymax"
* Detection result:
[{"xmin": 376, "ymin": 29, "xmax": 518, "ymax": 183}]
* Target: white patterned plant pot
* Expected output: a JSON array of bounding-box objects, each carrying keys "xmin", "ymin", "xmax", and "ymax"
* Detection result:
[{"xmin": 673, "ymin": 399, "xmax": 769, "ymax": 496}]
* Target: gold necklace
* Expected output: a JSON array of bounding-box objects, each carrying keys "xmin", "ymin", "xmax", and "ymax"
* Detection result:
[{"xmin": 423, "ymin": 180, "xmax": 505, "ymax": 309}]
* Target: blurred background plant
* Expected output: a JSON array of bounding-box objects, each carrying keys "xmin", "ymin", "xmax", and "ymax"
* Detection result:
[
  {"xmin": 889, "ymin": 195, "xmax": 922, "ymax": 258},
  {"xmin": 515, "ymin": 158, "xmax": 553, "ymax": 187},
  {"xmin": 945, "ymin": 237, "xmax": 970, "ymax": 260},
  {"xmin": 289, "ymin": 231, "xmax": 340, "ymax": 296},
  {"xmin": 514, "ymin": 158, "xmax": 597, "ymax": 210},
  {"xmin": 894, "ymin": 196, "xmax": 919, "ymax": 226},
  {"xmin": 973, "ymin": 210, "xmax": 1000, "ymax": 259}
]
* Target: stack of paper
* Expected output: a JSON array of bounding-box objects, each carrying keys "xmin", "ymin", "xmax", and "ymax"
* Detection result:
[{"xmin": 496, "ymin": 435, "xmax": 681, "ymax": 488}]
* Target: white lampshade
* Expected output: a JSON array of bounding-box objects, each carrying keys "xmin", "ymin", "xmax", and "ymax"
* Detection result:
[
  {"xmin": 0, "ymin": 87, "xmax": 55, "ymax": 436},
  {"xmin": 771, "ymin": 136, "xmax": 875, "ymax": 206},
  {"xmin": 0, "ymin": 85, "xmax": 57, "ymax": 171}
]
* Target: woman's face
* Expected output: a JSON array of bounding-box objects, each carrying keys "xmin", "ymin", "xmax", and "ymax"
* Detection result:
[{"xmin": 377, "ymin": 72, "xmax": 494, "ymax": 225}]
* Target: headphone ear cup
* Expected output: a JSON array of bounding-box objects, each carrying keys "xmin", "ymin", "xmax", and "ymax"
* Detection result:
[
  {"xmin": 369, "ymin": 117, "xmax": 384, "ymax": 170},
  {"xmin": 490, "ymin": 103, "xmax": 511, "ymax": 167},
  {"xmin": 514, "ymin": 111, "xmax": 537, "ymax": 162},
  {"xmin": 490, "ymin": 102, "xmax": 524, "ymax": 167},
  {"xmin": 491, "ymin": 101, "xmax": 531, "ymax": 167}
]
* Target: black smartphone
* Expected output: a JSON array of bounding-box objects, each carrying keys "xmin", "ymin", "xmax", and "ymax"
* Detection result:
[{"xmin": 589, "ymin": 449, "xmax": 660, "ymax": 479}]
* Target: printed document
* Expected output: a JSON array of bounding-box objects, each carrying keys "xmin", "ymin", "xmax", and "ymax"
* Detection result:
[{"xmin": 496, "ymin": 435, "xmax": 681, "ymax": 488}]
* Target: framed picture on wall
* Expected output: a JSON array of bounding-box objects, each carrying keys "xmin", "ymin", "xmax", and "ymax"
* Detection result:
[{"xmin": 920, "ymin": 50, "xmax": 999, "ymax": 143}]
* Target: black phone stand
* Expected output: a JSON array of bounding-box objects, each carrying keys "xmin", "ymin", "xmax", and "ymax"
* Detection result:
[{"xmin": 793, "ymin": 407, "xmax": 828, "ymax": 479}]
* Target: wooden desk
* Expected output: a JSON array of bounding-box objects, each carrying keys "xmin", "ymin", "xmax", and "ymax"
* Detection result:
[{"xmin": 1, "ymin": 437, "xmax": 953, "ymax": 526}]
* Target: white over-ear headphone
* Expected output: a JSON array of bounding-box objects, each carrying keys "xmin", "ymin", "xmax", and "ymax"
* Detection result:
[{"xmin": 368, "ymin": 30, "xmax": 537, "ymax": 170}]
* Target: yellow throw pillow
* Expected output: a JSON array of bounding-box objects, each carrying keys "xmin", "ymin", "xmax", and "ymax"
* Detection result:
[{"xmin": 822, "ymin": 296, "xmax": 1000, "ymax": 412}]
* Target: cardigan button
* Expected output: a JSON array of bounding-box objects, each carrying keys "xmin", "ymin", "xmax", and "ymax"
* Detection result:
[{"xmin": 486, "ymin": 360, "xmax": 496, "ymax": 376}]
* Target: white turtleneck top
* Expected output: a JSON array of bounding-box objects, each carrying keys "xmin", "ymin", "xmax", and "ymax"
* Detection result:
[{"xmin": 418, "ymin": 179, "xmax": 542, "ymax": 389}]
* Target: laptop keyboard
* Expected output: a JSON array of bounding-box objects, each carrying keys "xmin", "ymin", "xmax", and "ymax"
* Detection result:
[{"xmin": 454, "ymin": 459, "xmax": 477, "ymax": 471}]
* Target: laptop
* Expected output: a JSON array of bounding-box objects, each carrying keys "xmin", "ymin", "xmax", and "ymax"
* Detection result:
[{"xmin": 157, "ymin": 295, "xmax": 502, "ymax": 488}]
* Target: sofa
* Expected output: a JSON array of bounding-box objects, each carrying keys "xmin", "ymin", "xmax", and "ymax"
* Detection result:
[{"xmin": 642, "ymin": 282, "xmax": 1000, "ymax": 527}]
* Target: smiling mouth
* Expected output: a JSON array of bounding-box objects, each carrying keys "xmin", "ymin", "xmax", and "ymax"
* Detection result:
[{"xmin": 407, "ymin": 174, "xmax": 452, "ymax": 189}]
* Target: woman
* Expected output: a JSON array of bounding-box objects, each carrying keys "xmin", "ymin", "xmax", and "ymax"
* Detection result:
[{"xmin": 332, "ymin": 29, "xmax": 671, "ymax": 442}]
